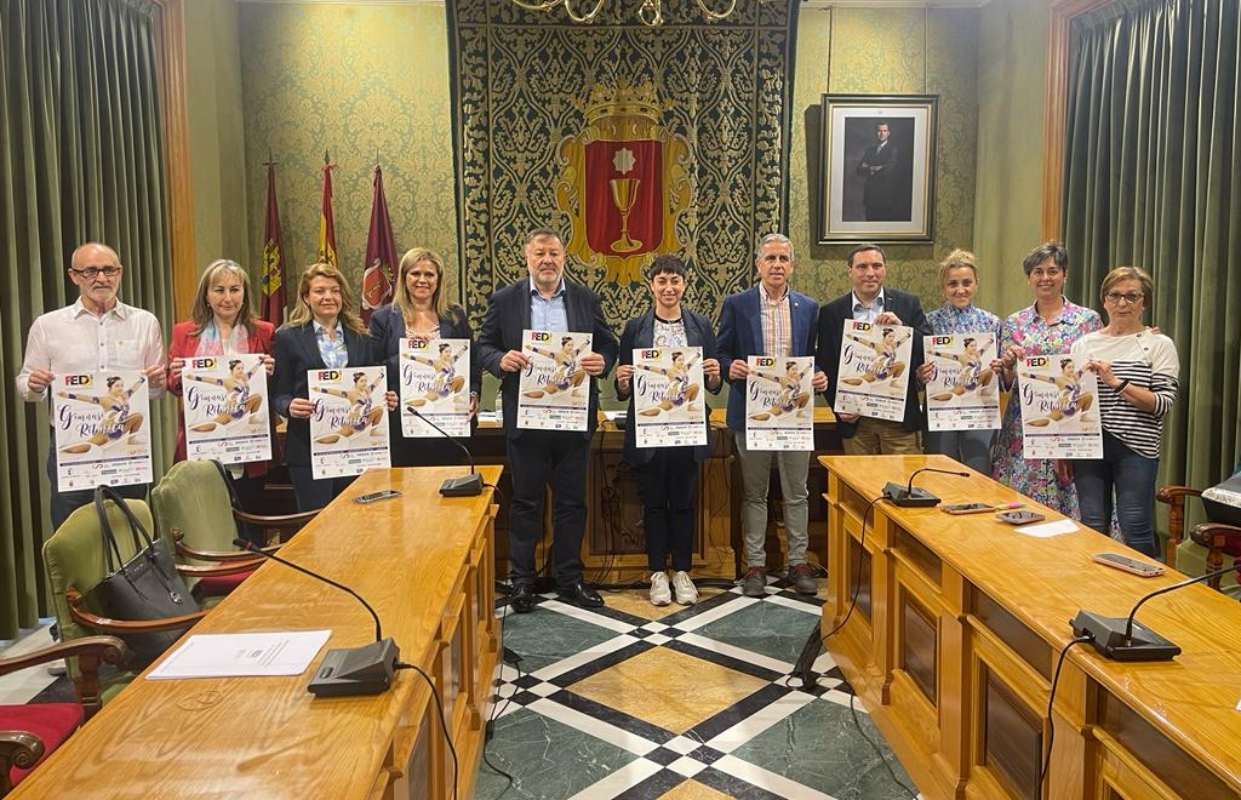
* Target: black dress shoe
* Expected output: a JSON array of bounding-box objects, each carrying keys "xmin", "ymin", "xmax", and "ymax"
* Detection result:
[
  {"xmin": 557, "ymin": 583, "xmax": 604, "ymax": 609},
  {"xmin": 509, "ymin": 584, "xmax": 536, "ymax": 614}
]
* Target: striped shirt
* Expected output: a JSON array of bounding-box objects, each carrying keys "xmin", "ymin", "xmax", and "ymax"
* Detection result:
[
  {"xmin": 1071, "ymin": 329, "xmax": 1179, "ymax": 458},
  {"xmin": 758, "ymin": 283, "xmax": 792, "ymax": 357}
]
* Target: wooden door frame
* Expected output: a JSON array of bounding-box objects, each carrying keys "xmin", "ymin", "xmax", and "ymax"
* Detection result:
[
  {"xmin": 149, "ymin": 0, "xmax": 196, "ymax": 320},
  {"xmin": 1041, "ymin": 0, "xmax": 1116, "ymax": 240}
]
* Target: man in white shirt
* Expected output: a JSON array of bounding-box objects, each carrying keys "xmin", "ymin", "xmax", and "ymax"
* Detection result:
[{"xmin": 16, "ymin": 242, "xmax": 166, "ymax": 529}]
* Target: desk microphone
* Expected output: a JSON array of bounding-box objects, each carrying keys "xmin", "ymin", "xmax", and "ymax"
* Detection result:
[
  {"xmin": 882, "ymin": 466, "xmax": 970, "ymax": 507},
  {"xmin": 233, "ymin": 539, "xmax": 399, "ymax": 696},
  {"xmin": 1070, "ymin": 563, "xmax": 1240, "ymax": 662},
  {"xmin": 405, "ymin": 405, "xmax": 483, "ymax": 496}
]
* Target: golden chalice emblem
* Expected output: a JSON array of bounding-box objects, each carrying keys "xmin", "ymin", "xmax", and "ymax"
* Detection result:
[{"xmin": 609, "ymin": 177, "xmax": 642, "ymax": 253}]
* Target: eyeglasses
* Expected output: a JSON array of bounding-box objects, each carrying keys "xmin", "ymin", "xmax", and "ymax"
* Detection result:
[
  {"xmin": 1105, "ymin": 291, "xmax": 1143, "ymax": 304},
  {"xmin": 70, "ymin": 266, "xmax": 121, "ymax": 279}
]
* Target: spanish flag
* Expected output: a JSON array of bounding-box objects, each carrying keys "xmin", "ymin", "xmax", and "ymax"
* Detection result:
[
  {"xmin": 317, "ymin": 150, "xmax": 338, "ymax": 268},
  {"xmin": 259, "ymin": 159, "xmax": 286, "ymax": 325}
]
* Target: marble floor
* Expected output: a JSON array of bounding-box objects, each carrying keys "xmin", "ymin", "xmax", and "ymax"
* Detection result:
[
  {"xmin": 476, "ymin": 576, "xmax": 922, "ymax": 800},
  {"xmin": 0, "ymin": 622, "xmax": 61, "ymax": 705}
]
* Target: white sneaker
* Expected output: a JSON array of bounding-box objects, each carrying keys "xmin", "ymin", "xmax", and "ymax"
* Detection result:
[
  {"xmin": 672, "ymin": 571, "xmax": 698, "ymax": 605},
  {"xmin": 649, "ymin": 572, "xmax": 672, "ymax": 606}
]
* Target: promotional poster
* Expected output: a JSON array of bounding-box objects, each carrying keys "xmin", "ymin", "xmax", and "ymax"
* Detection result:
[
  {"xmin": 745, "ymin": 355, "xmax": 814, "ymax": 451},
  {"xmin": 1017, "ymin": 354, "xmax": 1103, "ymax": 459},
  {"xmin": 182, "ymin": 353, "xmax": 272, "ymax": 464},
  {"xmin": 308, "ymin": 366, "xmax": 390, "ymax": 479},
  {"xmin": 518, "ymin": 330, "xmax": 592, "ymax": 432},
  {"xmin": 923, "ymin": 333, "xmax": 1001, "ymax": 432},
  {"xmin": 834, "ymin": 320, "xmax": 913, "ymax": 422},
  {"xmin": 53, "ymin": 370, "xmax": 153, "ymax": 491},
  {"xmin": 399, "ymin": 338, "xmax": 471, "ymax": 438},
  {"xmin": 633, "ymin": 346, "xmax": 707, "ymax": 448}
]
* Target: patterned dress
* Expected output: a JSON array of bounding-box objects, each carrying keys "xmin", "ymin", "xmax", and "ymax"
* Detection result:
[{"xmin": 991, "ymin": 299, "xmax": 1102, "ymax": 516}]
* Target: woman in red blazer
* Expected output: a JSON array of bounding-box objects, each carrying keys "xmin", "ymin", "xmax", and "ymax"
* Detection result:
[{"xmin": 168, "ymin": 259, "xmax": 275, "ymax": 528}]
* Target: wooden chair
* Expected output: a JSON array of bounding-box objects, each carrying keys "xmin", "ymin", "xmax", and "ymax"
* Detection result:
[
  {"xmin": 1156, "ymin": 484, "xmax": 1202, "ymax": 566},
  {"xmin": 0, "ymin": 635, "xmax": 126, "ymax": 795},
  {"xmin": 1189, "ymin": 522, "xmax": 1241, "ymax": 598},
  {"xmin": 150, "ymin": 460, "xmax": 317, "ymax": 599},
  {"xmin": 42, "ymin": 498, "xmax": 257, "ymax": 699}
]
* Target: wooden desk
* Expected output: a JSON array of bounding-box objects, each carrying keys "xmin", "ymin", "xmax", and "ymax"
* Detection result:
[
  {"xmin": 818, "ymin": 454, "xmax": 1241, "ymax": 800},
  {"xmin": 12, "ymin": 466, "xmax": 502, "ymax": 800}
]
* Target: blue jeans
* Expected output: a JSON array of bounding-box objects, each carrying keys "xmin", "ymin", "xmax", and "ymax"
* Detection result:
[
  {"xmin": 1074, "ymin": 431, "xmax": 1160, "ymax": 558},
  {"xmin": 924, "ymin": 429, "xmax": 995, "ymax": 474}
]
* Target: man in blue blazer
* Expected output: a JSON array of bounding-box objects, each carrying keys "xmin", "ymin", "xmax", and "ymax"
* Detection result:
[
  {"xmin": 477, "ymin": 228, "xmax": 619, "ymax": 613},
  {"xmin": 717, "ymin": 234, "xmax": 829, "ymax": 598},
  {"xmin": 816, "ymin": 243, "xmax": 930, "ymax": 454}
]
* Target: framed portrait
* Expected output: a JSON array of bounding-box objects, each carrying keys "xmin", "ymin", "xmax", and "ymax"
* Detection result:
[{"xmin": 816, "ymin": 94, "xmax": 938, "ymax": 243}]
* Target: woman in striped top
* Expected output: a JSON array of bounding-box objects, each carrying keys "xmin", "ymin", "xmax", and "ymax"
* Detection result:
[{"xmin": 1070, "ymin": 267, "xmax": 1179, "ymax": 558}]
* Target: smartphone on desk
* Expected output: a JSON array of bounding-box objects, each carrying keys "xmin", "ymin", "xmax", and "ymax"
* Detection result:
[
  {"xmin": 354, "ymin": 489, "xmax": 402, "ymax": 505},
  {"xmin": 1092, "ymin": 552, "xmax": 1165, "ymax": 578},
  {"xmin": 941, "ymin": 502, "xmax": 994, "ymax": 515}
]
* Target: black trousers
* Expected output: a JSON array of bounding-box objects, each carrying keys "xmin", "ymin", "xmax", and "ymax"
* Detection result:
[
  {"xmin": 288, "ymin": 466, "xmax": 356, "ymax": 512},
  {"xmin": 506, "ymin": 430, "xmax": 589, "ymax": 589},
  {"xmin": 637, "ymin": 448, "xmax": 698, "ymax": 572}
]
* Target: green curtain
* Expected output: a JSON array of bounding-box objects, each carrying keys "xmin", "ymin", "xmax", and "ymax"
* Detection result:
[
  {"xmin": 1, "ymin": 0, "xmax": 175, "ymax": 638},
  {"xmin": 1062, "ymin": 0, "xmax": 1241, "ymax": 504}
]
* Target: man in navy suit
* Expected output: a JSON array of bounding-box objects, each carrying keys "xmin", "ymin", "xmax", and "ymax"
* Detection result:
[
  {"xmin": 816, "ymin": 243, "xmax": 930, "ymax": 455},
  {"xmin": 717, "ymin": 234, "xmax": 828, "ymax": 598},
  {"xmin": 477, "ymin": 228, "xmax": 619, "ymax": 613}
]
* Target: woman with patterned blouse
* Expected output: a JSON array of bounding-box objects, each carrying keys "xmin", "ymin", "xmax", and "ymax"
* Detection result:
[
  {"xmin": 991, "ymin": 242, "xmax": 1102, "ymax": 517},
  {"xmin": 916, "ymin": 249, "xmax": 1003, "ymax": 473}
]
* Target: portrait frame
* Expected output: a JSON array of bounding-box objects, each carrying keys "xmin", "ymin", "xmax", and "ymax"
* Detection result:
[{"xmin": 816, "ymin": 94, "xmax": 939, "ymax": 244}]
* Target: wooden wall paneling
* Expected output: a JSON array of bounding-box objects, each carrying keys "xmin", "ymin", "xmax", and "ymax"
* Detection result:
[
  {"xmin": 150, "ymin": 0, "xmax": 197, "ymax": 319},
  {"xmin": 1041, "ymin": 0, "xmax": 1116, "ymax": 239}
]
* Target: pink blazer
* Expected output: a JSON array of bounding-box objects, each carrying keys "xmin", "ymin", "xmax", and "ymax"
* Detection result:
[{"xmin": 167, "ymin": 319, "xmax": 276, "ymax": 478}]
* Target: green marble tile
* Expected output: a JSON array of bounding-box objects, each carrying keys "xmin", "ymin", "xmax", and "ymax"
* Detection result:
[
  {"xmin": 474, "ymin": 708, "xmax": 638, "ymax": 800},
  {"xmin": 729, "ymin": 698, "xmax": 917, "ymax": 800},
  {"xmin": 500, "ymin": 608, "xmax": 626, "ymax": 673},
  {"xmin": 693, "ymin": 601, "xmax": 820, "ymax": 664}
]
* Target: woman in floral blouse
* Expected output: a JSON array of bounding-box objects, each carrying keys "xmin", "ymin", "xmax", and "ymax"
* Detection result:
[
  {"xmin": 992, "ymin": 242, "xmax": 1102, "ymax": 516},
  {"xmin": 917, "ymin": 249, "xmax": 1003, "ymax": 473}
]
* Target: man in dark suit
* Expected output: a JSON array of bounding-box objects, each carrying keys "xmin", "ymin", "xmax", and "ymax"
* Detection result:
[
  {"xmin": 477, "ymin": 228, "xmax": 619, "ymax": 613},
  {"xmin": 817, "ymin": 243, "xmax": 930, "ymax": 455},
  {"xmin": 857, "ymin": 122, "xmax": 900, "ymax": 221},
  {"xmin": 717, "ymin": 234, "xmax": 829, "ymax": 598}
]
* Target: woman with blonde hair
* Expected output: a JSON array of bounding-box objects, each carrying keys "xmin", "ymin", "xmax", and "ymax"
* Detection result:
[
  {"xmin": 167, "ymin": 259, "xmax": 275, "ymax": 533},
  {"xmin": 369, "ymin": 248, "xmax": 480, "ymax": 467},
  {"xmin": 916, "ymin": 249, "xmax": 1003, "ymax": 473},
  {"xmin": 1070, "ymin": 266, "xmax": 1179, "ymax": 557},
  {"xmin": 273, "ymin": 263, "xmax": 394, "ymax": 510}
]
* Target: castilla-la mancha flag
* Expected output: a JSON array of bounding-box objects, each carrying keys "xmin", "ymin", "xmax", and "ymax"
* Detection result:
[
  {"xmin": 259, "ymin": 161, "xmax": 286, "ymax": 325},
  {"xmin": 361, "ymin": 165, "xmax": 397, "ymax": 324},
  {"xmin": 317, "ymin": 151, "xmax": 338, "ymax": 268}
]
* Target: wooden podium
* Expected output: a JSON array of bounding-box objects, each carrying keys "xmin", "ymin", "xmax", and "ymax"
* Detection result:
[
  {"xmin": 818, "ymin": 455, "xmax": 1241, "ymax": 800},
  {"xmin": 11, "ymin": 467, "xmax": 503, "ymax": 800}
]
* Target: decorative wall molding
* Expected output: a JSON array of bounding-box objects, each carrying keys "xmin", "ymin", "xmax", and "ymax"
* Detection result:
[{"xmin": 1041, "ymin": 0, "xmax": 1113, "ymax": 240}]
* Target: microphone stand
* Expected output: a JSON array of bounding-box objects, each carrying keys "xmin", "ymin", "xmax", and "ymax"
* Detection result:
[
  {"xmin": 405, "ymin": 404, "xmax": 484, "ymax": 496},
  {"xmin": 1070, "ymin": 563, "xmax": 1239, "ymax": 662},
  {"xmin": 882, "ymin": 466, "xmax": 970, "ymax": 508},
  {"xmin": 234, "ymin": 539, "xmax": 400, "ymax": 696}
]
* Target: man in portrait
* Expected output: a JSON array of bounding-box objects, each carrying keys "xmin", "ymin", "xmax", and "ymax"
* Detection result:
[{"xmin": 857, "ymin": 122, "xmax": 900, "ymax": 221}]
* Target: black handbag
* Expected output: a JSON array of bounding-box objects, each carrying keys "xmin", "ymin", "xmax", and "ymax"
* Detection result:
[{"xmin": 85, "ymin": 485, "xmax": 200, "ymax": 667}]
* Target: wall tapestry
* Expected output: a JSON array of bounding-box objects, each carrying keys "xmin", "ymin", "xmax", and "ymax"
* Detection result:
[{"xmin": 448, "ymin": 0, "xmax": 799, "ymax": 329}]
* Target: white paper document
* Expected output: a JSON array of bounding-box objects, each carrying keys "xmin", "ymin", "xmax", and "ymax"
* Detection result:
[
  {"xmin": 147, "ymin": 630, "xmax": 332, "ymax": 680},
  {"xmin": 1014, "ymin": 519, "xmax": 1078, "ymax": 539}
]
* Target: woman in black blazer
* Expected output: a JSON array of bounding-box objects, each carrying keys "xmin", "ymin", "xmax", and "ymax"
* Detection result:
[
  {"xmin": 615, "ymin": 256, "xmax": 722, "ymax": 607},
  {"xmin": 369, "ymin": 248, "xmax": 481, "ymax": 467},
  {"xmin": 273, "ymin": 262, "xmax": 396, "ymax": 511}
]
